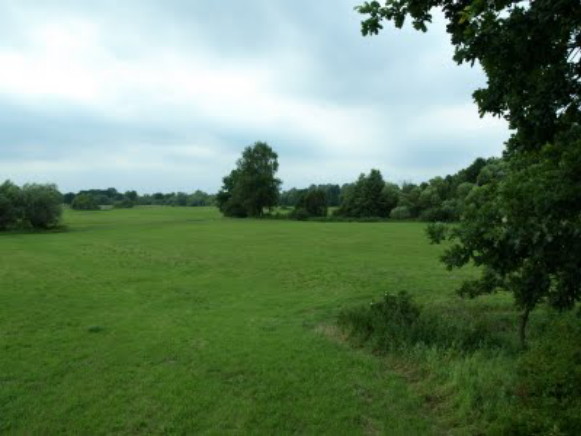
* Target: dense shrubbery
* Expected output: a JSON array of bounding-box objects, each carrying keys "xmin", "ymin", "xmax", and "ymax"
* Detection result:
[
  {"xmin": 502, "ymin": 313, "xmax": 581, "ymax": 435},
  {"xmin": 339, "ymin": 292, "xmax": 581, "ymax": 434},
  {"xmin": 338, "ymin": 291, "xmax": 504, "ymax": 353},
  {"xmin": 0, "ymin": 180, "xmax": 63, "ymax": 230}
]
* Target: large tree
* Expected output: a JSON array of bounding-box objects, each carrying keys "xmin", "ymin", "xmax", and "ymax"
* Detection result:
[
  {"xmin": 216, "ymin": 142, "xmax": 282, "ymax": 218},
  {"xmin": 336, "ymin": 169, "xmax": 395, "ymax": 218},
  {"xmin": 357, "ymin": 0, "xmax": 581, "ymax": 343}
]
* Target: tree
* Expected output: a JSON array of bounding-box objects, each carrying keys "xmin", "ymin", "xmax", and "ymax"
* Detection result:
[
  {"xmin": 63, "ymin": 192, "xmax": 76, "ymax": 205},
  {"xmin": 21, "ymin": 183, "xmax": 63, "ymax": 229},
  {"xmin": 71, "ymin": 193, "xmax": 100, "ymax": 210},
  {"xmin": 217, "ymin": 142, "xmax": 282, "ymax": 218},
  {"xmin": 337, "ymin": 169, "xmax": 395, "ymax": 218},
  {"xmin": 0, "ymin": 180, "xmax": 23, "ymax": 230},
  {"xmin": 292, "ymin": 188, "xmax": 328, "ymax": 219},
  {"xmin": 188, "ymin": 190, "xmax": 212, "ymax": 206},
  {"xmin": 124, "ymin": 190, "xmax": 138, "ymax": 202},
  {"xmin": 357, "ymin": 0, "xmax": 581, "ymax": 344}
]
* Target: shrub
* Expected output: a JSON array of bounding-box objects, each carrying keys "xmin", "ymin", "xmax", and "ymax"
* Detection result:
[
  {"xmin": 338, "ymin": 292, "xmax": 421, "ymax": 351},
  {"xmin": 21, "ymin": 183, "xmax": 63, "ymax": 229},
  {"xmin": 338, "ymin": 292, "xmax": 504, "ymax": 353},
  {"xmin": 500, "ymin": 313, "xmax": 581, "ymax": 435}
]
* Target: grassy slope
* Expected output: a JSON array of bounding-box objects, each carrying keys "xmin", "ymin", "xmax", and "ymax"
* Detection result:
[{"xmin": 1, "ymin": 207, "xmax": 481, "ymax": 434}]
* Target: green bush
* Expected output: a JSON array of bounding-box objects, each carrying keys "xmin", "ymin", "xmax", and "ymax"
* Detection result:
[
  {"xmin": 338, "ymin": 292, "xmax": 504, "ymax": 353},
  {"xmin": 21, "ymin": 183, "xmax": 63, "ymax": 229},
  {"xmin": 501, "ymin": 313, "xmax": 581, "ymax": 435}
]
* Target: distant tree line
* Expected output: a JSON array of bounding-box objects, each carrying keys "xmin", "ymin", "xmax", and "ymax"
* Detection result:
[
  {"xmin": 276, "ymin": 156, "xmax": 495, "ymax": 221},
  {"xmin": 216, "ymin": 141, "xmax": 501, "ymax": 222},
  {"xmin": 65, "ymin": 188, "xmax": 215, "ymax": 210},
  {"xmin": 0, "ymin": 180, "xmax": 63, "ymax": 230}
]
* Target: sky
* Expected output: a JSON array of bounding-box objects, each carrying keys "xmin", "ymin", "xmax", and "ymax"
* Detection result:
[{"xmin": 0, "ymin": 0, "xmax": 510, "ymax": 194}]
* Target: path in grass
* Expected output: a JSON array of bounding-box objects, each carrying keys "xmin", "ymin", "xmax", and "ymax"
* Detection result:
[{"xmin": 0, "ymin": 207, "xmax": 473, "ymax": 434}]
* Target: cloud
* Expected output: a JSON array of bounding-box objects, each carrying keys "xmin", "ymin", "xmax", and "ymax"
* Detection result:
[{"xmin": 0, "ymin": 0, "xmax": 509, "ymax": 193}]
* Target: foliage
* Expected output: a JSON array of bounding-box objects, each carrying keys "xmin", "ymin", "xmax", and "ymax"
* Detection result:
[
  {"xmin": 71, "ymin": 193, "xmax": 100, "ymax": 211},
  {"xmin": 290, "ymin": 188, "xmax": 328, "ymax": 219},
  {"xmin": 21, "ymin": 183, "xmax": 63, "ymax": 229},
  {"xmin": 389, "ymin": 205, "xmax": 411, "ymax": 220},
  {"xmin": 339, "ymin": 291, "xmax": 504, "ymax": 353},
  {"xmin": 280, "ymin": 184, "xmax": 340, "ymax": 208},
  {"xmin": 428, "ymin": 131, "xmax": 581, "ymax": 343},
  {"xmin": 216, "ymin": 142, "xmax": 282, "ymax": 217},
  {"xmin": 357, "ymin": 0, "xmax": 581, "ymax": 342},
  {"xmin": 0, "ymin": 180, "xmax": 23, "ymax": 230},
  {"xmin": 501, "ymin": 313, "xmax": 581, "ymax": 435},
  {"xmin": 356, "ymin": 0, "xmax": 580, "ymax": 154},
  {"xmin": 113, "ymin": 197, "xmax": 135, "ymax": 209},
  {"xmin": 335, "ymin": 169, "xmax": 394, "ymax": 218}
]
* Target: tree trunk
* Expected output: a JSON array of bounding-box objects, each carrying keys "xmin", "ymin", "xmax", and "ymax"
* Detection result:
[{"xmin": 519, "ymin": 307, "xmax": 531, "ymax": 349}]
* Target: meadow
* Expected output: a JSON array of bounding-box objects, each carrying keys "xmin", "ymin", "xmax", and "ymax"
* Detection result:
[{"xmin": 1, "ymin": 207, "xmax": 529, "ymax": 434}]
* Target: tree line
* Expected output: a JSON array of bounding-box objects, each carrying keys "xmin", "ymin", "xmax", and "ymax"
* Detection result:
[
  {"xmin": 64, "ymin": 188, "xmax": 215, "ymax": 210},
  {"xmin": 217, "ymin": 140, "xmax": 498, "ymax": 222}
]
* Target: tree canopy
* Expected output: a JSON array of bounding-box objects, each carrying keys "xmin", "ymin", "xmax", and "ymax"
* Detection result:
[
  {"xmin": 357, "ymin": 0, "xmax": 581, "ymax": 343},
  {"xmin": 0, "ymin": 180, "xmax": 63, "ymax": 230},
  {"xmin": 335, "ymin": 169, "xmax": 396, "ymax": 218},
  {"xmin": 216, "ymin": 142, "xmax": 282, "ymax": 218}
]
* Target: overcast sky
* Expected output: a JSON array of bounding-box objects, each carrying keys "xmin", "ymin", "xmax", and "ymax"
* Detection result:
[{"xmin": 0, "ymin": 0, "xmax": 509, "ymax": 193}]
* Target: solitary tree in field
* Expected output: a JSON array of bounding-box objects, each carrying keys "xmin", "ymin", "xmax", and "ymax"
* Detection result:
[
  {"xmin": 216, "ymin": 142, "xmax": 282, "ymax": 218},
  {"xmin": 357, "ymin": 0, "xmax": 581, "ymax": 344}
]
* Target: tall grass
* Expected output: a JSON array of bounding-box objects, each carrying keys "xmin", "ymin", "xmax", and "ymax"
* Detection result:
[{"xmin": 338, "ymin": 292, "xmax": 581, "ymax": 434}]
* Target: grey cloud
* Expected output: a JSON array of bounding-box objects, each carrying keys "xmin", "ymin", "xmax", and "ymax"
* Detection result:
[{"xmin": 0, "ymin": 0, "xmax": 509, "ymax": 192}]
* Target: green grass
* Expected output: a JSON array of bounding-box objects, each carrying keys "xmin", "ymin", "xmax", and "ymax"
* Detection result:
[{"xmin": 1, "ymin": 206, "xmax": 514, "ymax": 434}]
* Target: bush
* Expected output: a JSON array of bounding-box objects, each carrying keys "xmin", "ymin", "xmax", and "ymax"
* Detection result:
[
  {"xmin": 500, "ymin": 313, "xmax": 581, "ymax": 435},
  {"xmin": 338, "ymin": 292, "xmax": 504, "ymax": 353},
  {"xmin": 338, "ymin": 292, "xmax": 421, "ymax": 351},
  {"xmin": 71, "ymin": 193, "xmax": 100, "ymax": 210},
  {"xmin": 389, "ymin": 206, "xmax": 412, "ymax": 220},
  {"xmin": 21, "ymin": 183, "xmax": 63, "ymax": 229}
]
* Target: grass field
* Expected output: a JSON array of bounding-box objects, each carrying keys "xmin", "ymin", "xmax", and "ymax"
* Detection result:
[{"xmin": 1, "ymin": 206, "xmax": 518, "ymax": 434}]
